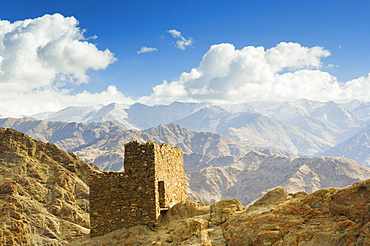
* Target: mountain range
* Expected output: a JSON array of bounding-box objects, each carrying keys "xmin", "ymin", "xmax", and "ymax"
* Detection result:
[
  {"xmin": 1, "ymin": 99, "xmax": 369, "ymax": 167},
  {"xmin": 0, "ymin": 118, "xmax": 270, "ymax": 172},
  {"xmin": 1, "ymin": 117, "xmax": 369, "ymax": 207},
  {"xmin": 188, "ymin": 150, "xmax": 370, "ymax": 205},
  {"xmin": 322, "ymin": 129, "xmax": 370, "ymax": 166}
]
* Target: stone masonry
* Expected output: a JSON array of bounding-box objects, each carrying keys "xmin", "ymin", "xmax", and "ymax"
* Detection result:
[{"xmin": 89, "ymin": 141, "xmax": 188, "ymax": 237}]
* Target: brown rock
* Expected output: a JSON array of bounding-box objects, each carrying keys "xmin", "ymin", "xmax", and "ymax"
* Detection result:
[
  {"xmin": 246, "ymin": 187, "xmax": 289, "ymax": 212},
  {"xmin": 0, "ymin": 128, "xmax": 96, "ymax": 245},
  {"xmin": 223, "ymin": 179, "xmax": 370, "ymax": 245},
  {"xmin": 209, "ymin": 199, "xmax": 244, "ymax": 226},
  {"xmin": 165, "ymin": 200, "xmax": 210, "ymax": 221}
]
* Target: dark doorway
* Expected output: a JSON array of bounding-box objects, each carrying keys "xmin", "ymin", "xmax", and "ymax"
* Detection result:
[{"xmin": 158, "ymin": 181, "xmax": 165, "ymax": 208}]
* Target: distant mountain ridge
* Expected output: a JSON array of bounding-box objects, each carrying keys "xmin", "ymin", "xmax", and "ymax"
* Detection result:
[
  {"xmin": 0, "ymin": 118, "xmax": 268, "ymax": 171},
  {"xmin": 187, "ymin": 150, "xmax": 370, "ymax": 206},
  {"xmin": 323, "ymin": 129, "xmax": 370, "ymax": 166},
  {"xmin": 1, "ymin": 99, "xmax": 370, "ymax": 164}
]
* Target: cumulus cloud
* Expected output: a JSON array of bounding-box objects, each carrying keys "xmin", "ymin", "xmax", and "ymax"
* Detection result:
[
  {"xmin": 167, "ymin": 29, "xmax": 193, "ymax": 50},
  {"xmin": 140, "ymin": 42, "xmax": 370, "ymax": 105},
  {"xmin": 1, "ymin": 14, "xmax": 368, "ymax": 115},
  {"xmin": 137, "ymin": 46, "xmax": 158, "ymax": 54},
  {"xmin": 0, "ymin": 85, "xmax": 134, "ymax": 115},
  {"xmin": 0, "ymin": 13, "xmax": 133, "ymax": 115},
  {"xmin": 0, "ymin": 13, "xmax": 116, "ymax": 92}
]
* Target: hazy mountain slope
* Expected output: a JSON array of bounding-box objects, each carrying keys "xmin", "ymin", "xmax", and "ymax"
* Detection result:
[
  {"xmin": 323, "ymin": 130, "xmax": 370, "ymax": 167},
  {"xmin": 183, "ymin": 153, "xmax": 240, "ymax": 173},
  {"xmin": 12, "ymin": 99, "xmax": 370, "ymax": 158},
  {"xmin": 38, "ymin": 103, "xmax": 138, "ymax": 129},
  {"xmin": 174, "ymin": 106, "xmax": 333, "ymax": 156},
  {"xmin": 85, "ymin": 103, "xmax": 137, "ymax": 129},
  {"xmin": 144, "ymin": 123, "xmax": 253, "ymax": 156},
  {"xmin": 187, "ymin": 151, "xmax": 370, "ymax": 205},
  {"xmin": 173, "ymin": 106, "xmax": 235, "ymax": 133},
  {"xmin": 2, "ymin": 98, "xmax": 370, "ymax": 169},
  {"xmin": 0, "ymin": 118, "xmax": 258, "ymax": 172},
  {"xmin": 40, "ymin": 104, "xmax": 104, "ymax": 122},
  {"xmin": 341, "ymin": 99, "xmax": 363, "ymax": 111},
  {"xmin": 349, "ymin": 101, "xmax": 370, "ymax": 124},
  {"xmin": 236, "ymin": 99, "xmax": 365, "ymax": 143},
  {"xmin": 73, "ymin": 124, "xmax": 257, "ymax": 171},
  {"xmin": 32, "ymin": 102, "xmax": 210, "ymax": 130},
  {"xmin": 0, "ymin": 128, "xmax": 97, "ymax": 245},
  {"xmin": 223, "ymin": 114, "xmax": 333, "ymax": 156},
  {"xmin": 125, "ymin": 102, "xmax": 209, "ymax": 129},
  {"xmin": 0, "ymin": 117, "xmax": 125, "ymax": 151},
  {"xmin": 0, "ymin": 106, "xmax": 18, "ymax": 118},
  {"xmin": 251, "ymin": 100, "xmax": 343, "ymax": 143}
]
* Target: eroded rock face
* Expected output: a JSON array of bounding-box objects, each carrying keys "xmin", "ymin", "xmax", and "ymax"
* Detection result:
[
  {"xmin": 223, "ymin": 179, "xmax": 370, "ymax": 245},
  {"xmin": 0, "ymin": 128, "xmax": 97, "ymax": 245}
]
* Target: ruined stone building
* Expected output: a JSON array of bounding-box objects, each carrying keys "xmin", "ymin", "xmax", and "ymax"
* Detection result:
[{"xmin": 89, "ymin": 141, "xmax": 188, "ymax": 237}]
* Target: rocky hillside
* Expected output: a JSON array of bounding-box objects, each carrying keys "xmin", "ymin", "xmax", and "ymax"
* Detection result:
[
  {"xmin": 0, "ymin": 128, "xmax": 97, "ymax": 245},
  {"xmin": 71, "ymin": 179, "xmax": 370, "ymax": 245},
  {"xmin": 187, "ymin": 151, "xmax": 370, "ymax": 205},
  {"xmin": 223, "ymin": 179, "xmax": 370, "ymax": 245},
  {"xmin": 1, "ymin": 127, "xmax": 370, "ymax": 245}
]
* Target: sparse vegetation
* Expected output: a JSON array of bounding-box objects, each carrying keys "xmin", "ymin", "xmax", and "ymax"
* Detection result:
[{"xmin": 165, "ymin": 236, "xmax": 173, "ymax": 243}]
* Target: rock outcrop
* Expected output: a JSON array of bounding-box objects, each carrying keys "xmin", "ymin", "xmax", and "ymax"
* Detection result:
[
  {"xmin": 223, "ymin": 179, "xmax": 370, "ymax": 245},
  {"xmin": 0, "ymin": 128, "xmax": 97, "ymax": 245}
]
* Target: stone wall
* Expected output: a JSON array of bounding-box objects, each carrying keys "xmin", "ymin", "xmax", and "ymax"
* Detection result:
[
  {"xmin": 154, "ymin": 143, "xmax": 188, "ymax": 208},
  {"xmin": 89, "ymin": 141, "xmax": 187, "ymax": 237}
]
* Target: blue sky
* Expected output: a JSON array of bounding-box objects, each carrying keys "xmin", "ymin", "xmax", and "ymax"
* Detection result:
[{"xmin": 0, "ymin": 0, "xmax": 370, "ymax": 114}]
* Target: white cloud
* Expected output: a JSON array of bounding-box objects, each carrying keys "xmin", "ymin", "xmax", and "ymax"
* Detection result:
[
  {"xmin": 168, "ymin": 29, "xmax": 182, "ymax": 39},
  {"xmin": 0, "ymin": 13, "xmax": 116, "ymax": 93},
  {"xmin": 137, "ymin": 46, "xmax": 158, "ymax": 54},
  {"xmin": 1, "ymin": 14, "xmax": 368, "ymax": 116},
  {"xmin": 140, "ymin": 42, "xmax": 370, "ymax": 105},
  {"xmin": 176, "ymin": 38, "xmax": 194, "ymax": 51},
  {"xmin": 167, "ymin": 29, "xmax": 193, "ymax": 50},
  {"xmin": 0, "ymin": 13, "xmax": 130, "ymax": 115},
  {"xmin": 0, "ymin": 85, "xmax": 134, "ymax": 115}
]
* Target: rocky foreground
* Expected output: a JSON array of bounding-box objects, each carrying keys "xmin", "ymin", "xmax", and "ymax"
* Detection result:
[
  {"xmin": 72, "ymin": 178, "xmax": 370, "ymax": 245},
  {"xmin": 1, "ymin": 128, "xmax": 370, "ymax": 245}
]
